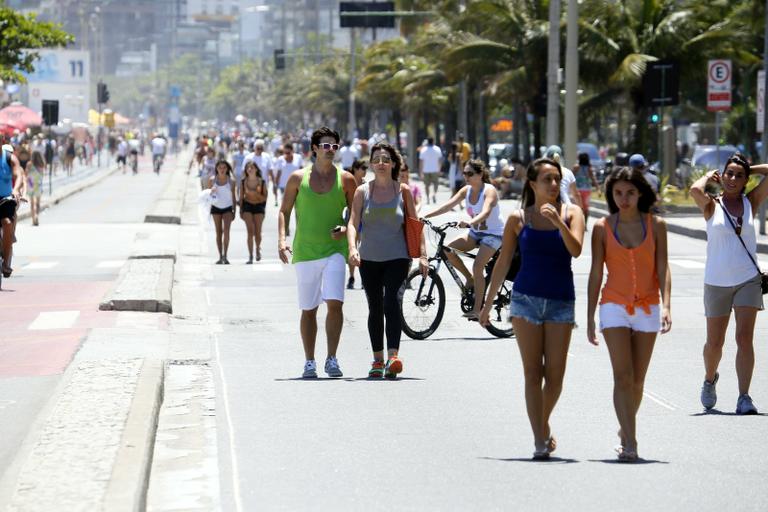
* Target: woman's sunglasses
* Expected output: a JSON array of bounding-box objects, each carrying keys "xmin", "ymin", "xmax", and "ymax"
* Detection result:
[
  {"xmin": 318, "ymin": 143, "xmax": 340, "ymax": 151},
  {"xmin": 463, "ymin": 171, "xmax": 476, "ymax": 177}
]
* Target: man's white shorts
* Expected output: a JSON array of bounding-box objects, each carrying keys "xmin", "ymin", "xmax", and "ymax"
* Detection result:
[
  {"xmin": 294, "ymin": 253, "xmax": 346, "ymax": 310},
  {"xmin": 599, "ymin": 302, "xmax": 660, "ymax": 333}
]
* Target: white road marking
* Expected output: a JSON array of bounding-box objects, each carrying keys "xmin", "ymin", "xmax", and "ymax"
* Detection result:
[
  {"xmin": 22, "ymin": 262, "xmax": 59, "ymax": 270},
  {"xmin": 214, "ymin": 334, "xmax": 244, "ymax": 512},
  {"xmin": 28, "ymin": 311, "xmax": 80, "ymax": 330},
  {"xmin": 643, "ymin": 389, "xmax": 677, "ymax": 411},
  {"xmin": 669, "ymin": 259, "xmax": 705, "ymax": 269},
  {"xmin": 96, "ymin": 260, "xmax": 126, "ymax": 269},
  {"xmin": 251, "ymin": 263, "xmax": 283, "ymax": 272}
]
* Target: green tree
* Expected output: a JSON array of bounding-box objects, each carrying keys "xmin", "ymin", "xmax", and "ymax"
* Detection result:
[{"xmin": 0, "ymin": 6, "xmax": 73, "ymax": 83}]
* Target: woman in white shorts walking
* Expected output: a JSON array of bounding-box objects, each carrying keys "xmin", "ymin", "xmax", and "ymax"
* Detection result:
[
  {"xmin": 690, "ymin": 153, "xmax": 768, "ymax": 415},
  {"xmin": 587, "ymin": 167, "xmax": 671, "ymax": 462}
]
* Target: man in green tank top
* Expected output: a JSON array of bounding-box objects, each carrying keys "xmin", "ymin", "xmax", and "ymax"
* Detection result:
[{"xmin": 278, "ymin": 127, "xmax": 357, "ymax": 378}]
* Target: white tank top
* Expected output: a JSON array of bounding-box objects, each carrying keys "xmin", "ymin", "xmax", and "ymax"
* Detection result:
[
  {"xmin": 211, "ymin": 178, "xmax": 234, "ymax": 209},
  {"xmin": 705, "ymin": 195, "xmax": 759, "ymax": 286},
  {"xmin": 465, "ymin": 183, "xmax": 504, "ymax": 236}
]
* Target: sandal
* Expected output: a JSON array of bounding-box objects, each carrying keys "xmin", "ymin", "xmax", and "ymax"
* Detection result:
[
  {"xmin": 532, "ymin": 449, "xmax": 550, "ymax": 461},
  {"xmin": 615, "ymin": 446, "xmax": 638, "ymax": 463}
]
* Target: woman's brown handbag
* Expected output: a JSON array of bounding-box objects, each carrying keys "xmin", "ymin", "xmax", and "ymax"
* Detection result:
[{"xmin": 402, "ymin": 189, "xmax": 423, "ymax": 258}]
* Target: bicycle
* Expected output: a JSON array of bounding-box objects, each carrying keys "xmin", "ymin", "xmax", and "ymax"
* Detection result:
[
  {"xmin": 129, "ymin": 150, "xmax": 138, "ymax": 175},
  {"xmin": 399, "ymin": 219, "xmax": 515, "ymax": 340},
  {"xmin": 153, "ymin": 153, "xmax": 164, "ymax": 174}
]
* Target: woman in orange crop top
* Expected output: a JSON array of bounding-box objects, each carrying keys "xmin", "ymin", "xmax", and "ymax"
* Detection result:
[{"xmin": 586, "ymin": 167, "xmax": 672, "ymax": 462}]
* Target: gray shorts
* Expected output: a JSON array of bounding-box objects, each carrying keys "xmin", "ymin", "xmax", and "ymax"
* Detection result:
[
  {"xmin": 422, "ymin": 173, "xmax": 439, "ymax": 188},
  {"xmin": 704, "ymin": 274, "xmax": 764, "ymax": 317}
]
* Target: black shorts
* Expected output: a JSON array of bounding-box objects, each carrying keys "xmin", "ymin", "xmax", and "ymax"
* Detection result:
[
  {"xmin": 210, "ymin": 205, "xmax": 234, "ymax": 215},
  {"xmin": 242, "ymin": 201, "xmax": 266, "ymax": 215},
  {"xmin": 0, "ymin": 199, "xmax": 17, "ymax": 220},
  {"xmin": 117, "ymin": 155, "xmax": 126, "ymax": 164}
]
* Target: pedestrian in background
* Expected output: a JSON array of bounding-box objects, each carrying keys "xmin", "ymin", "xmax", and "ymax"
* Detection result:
[
  {"xmin": 690, "ymin": 153, "xmax": 768, "ymax": 414},
  {"xmin": 480, "ymin": 158, "xmax": 585, "ymax": 460},
  {"xmin": 346, "ymin": 158, "xmax": 368, "ymax": 289},
  {"xmin": 27, "ymin": 151, "xmax": 45, "ymax": 226},
  {"xmin": 545, "ymin": 145, "xmax": 582, "ymax": 209},
  {"xmin": 278, "ymin": 126, "xmax": 357, "ymax": 379},
  {"xmin": 239, "ymin": 161, "xmax": 268, "ymax": 263},
  {"xmin": 586, "ymin": 167, "xmax": 672, "ymax": 462},
  {"xmin": 208, "ymin": 160, "xmax": 236, "ymax": 265},
  {"xmin": 347, "ymin": 142, "xmax": 427, "ymax": 378},
  {"xmin": 419, "ymin": 137, "xmax": 442, "ymax": 204},
  {"xmin": 398, "ymin": 161, "xmax": 422, "ymax": 214},
  {"xmin": 200, "ymin": 146, "xmax": 216, "ymax": 189},
  {"xmin": 573, "ymin": 152, "xmax": 599, "ymax": 221}
]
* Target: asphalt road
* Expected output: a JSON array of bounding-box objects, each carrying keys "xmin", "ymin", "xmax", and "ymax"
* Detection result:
[
  {"xmin": 0, "ymin": 154, "xmax": 175, "ymax": 471},
  {"xmin": 204, "ymin": 181, "xmax": 768, "ymax": 510}
]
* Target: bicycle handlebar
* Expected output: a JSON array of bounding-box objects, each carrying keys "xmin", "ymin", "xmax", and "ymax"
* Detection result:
[{"xmin": 421, "ymin": 218, "xmax": 458, "ymax": 234}]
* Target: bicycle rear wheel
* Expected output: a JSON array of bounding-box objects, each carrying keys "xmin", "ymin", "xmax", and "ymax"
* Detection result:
[
  {"xmin": 484, "ymin": 277, "xmax": 515, "ymax": 338},
  {"xmin": 400, "ymin": 267, "xmax": 445, "ymax": 340}
]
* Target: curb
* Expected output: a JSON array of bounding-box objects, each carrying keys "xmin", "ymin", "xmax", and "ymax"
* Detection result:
[
  {"xmin": 144, "ymin": 158, "xmax": 188, "ymax": 225},
  {"xmin": 99, "ymin": 258, "xmax": 174, "ymax": 313},
  {"xmin": 103, "ymin": 359, "xmax": 165, "ymax": 512},
  {"xmin": 16, "ymin": 165, "xmax": 120, "ymax": 222}
]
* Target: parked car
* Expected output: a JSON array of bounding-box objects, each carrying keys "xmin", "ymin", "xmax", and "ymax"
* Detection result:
[
  {"xmin": 488, "ymin": 143, "xmax": 514, "ymax": 176},
  {"xmin": 678, "ymin": 144, "xmax": 738, "ymax": 185}
]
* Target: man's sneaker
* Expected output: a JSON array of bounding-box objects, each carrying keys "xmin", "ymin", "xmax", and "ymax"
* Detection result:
[
  {"xmin": 736, "ymin": 394, "xmax": 758, "ymax": 415},
  {"xmin": 325, "ymin": 356, "xmax": 343, "ymax": 378},
  {"xmin": 385, "ymin": 356, "xmax": 403, "ymax": 379},
  {"xmin": 302, "ymin": 360, "xmax": 317, "ymax": 379},
  {"xmin": 368, "ymin": 360, "xmax": 385, "ymax": 378},
  {"xmin": 700, "ymin": 372, "xmax": 718, "ymax": 410}
]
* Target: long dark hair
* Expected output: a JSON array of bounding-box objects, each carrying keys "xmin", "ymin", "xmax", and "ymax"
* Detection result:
[
  {"xmin": 465, "ymin": 159, "xmax": 491, "ymax": 184},
  {"xmin": 521, "ymin": 158, "xmax": 562, "ymax": 207},
  {"xmin": 370, "ymin": 141, "xmax": 402, "ymax": 179},
  {"xmin": 242, "ymin": 161, "xmax": 264, "ymax": 192},
  {"xmin": 604, "ymin": 166, "xmax": 656, "ymax": 213},
  {"xmin": 723, "ymin": 152, "xmax": 751, "ymax": 195}
]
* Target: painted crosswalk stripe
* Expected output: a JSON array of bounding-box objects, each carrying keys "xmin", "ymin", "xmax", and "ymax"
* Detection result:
[
  {"xmin": 22, "ymin": 262, "xmax": 59, "ymax": 270},
  {"xmin": 96, "ymin": 260, "xmax": 126, "ymax": 269},
  {"xmin": 669, "ymin": 259, "xmax": 705, "ymax": 269},
  {"xmin": 251, "ymin": 263, "xmax": 283, "ymax": 272},
  {"xmin": 28, "ymin": 311, "xmax": 80, "ymax": 330}
]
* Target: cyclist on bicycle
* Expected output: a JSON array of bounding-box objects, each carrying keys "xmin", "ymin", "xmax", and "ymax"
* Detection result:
[
  {"xmin": 1, "ymin": 144, "xmax": 24, "ymax": 277},
  {"xmin": 422, "ymin": 159, "xmax": 505, "ymax": 320},
  {"xmin": 151, "ymin": 133, "xmax": 167, "ymax": 173}
]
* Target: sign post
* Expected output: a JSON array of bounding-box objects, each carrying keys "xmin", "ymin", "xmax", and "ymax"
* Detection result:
[{"xmin": 707, "ymin": 59, "xmax": 732, "ymax": 171}]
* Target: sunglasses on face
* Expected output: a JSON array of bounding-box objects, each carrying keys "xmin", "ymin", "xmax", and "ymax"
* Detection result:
[
  {"xmin": 463, "ymin": 171, "xmax": 476, "ymax": 177},
  {"xmin": 370, "ymin": 155, "xmax": 392, "ymax": 164},
  {"xmin": 318, "ymin": 143, "xmax": 340, "ymax": 151}
]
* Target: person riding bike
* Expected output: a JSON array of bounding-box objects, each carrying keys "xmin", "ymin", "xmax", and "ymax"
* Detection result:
[
  {"xmin": 1, "ymin": 144, "xmax": 24, "ymax": 278},
  {"xmin": 151, "ymin": 133, "xmax": 167, "ymax": 174},
  {"xmin": 422, "ymin": 159, "xmax": 505, "ymax": 320}
]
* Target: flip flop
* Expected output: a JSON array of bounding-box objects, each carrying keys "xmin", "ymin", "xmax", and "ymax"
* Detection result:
[{"xmin": 532, "ymin": 449, "xmax": 550, "ymax": 461}]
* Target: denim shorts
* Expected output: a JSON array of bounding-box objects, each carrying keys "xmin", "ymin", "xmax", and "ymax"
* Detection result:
[
  {"xmin": 469, "ymin": 231, "xmax": 503, "ymax": 251},
  {"xmin": 508, "ymin": 290, "xmax": 575, "ymax": 325}
]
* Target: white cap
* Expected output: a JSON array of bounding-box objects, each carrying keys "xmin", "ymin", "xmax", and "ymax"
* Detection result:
[{"xmin": 2, "ymin": 144, "xmax": 14, "ymax": 153}]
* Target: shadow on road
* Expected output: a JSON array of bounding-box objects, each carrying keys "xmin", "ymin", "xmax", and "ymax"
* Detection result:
[
  {"xmin": 689, "ymin": 410, "xmax": 768, "ymax": 417},
  {"xmin": 479, "ymin": 456, "xmax": 579, "ymax": 464},
  {"xmin": 348, "ymin": 377, "xmax": 425, "ymax": 382},
  {"xmin": 588, "ymin": 458, "xmax": 669, "ymax": 465},
  {"xmin": 405, "ymin": 336, "xmax": 502, "ymax": 343},
  {"xmin": 273, "ymin": 377, "xmax": 426, "ymax": 382}
]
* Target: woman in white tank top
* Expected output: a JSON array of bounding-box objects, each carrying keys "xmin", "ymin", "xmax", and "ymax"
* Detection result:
[
  {"xmin": 208, "ymin": 160, "xmax": 237, "ymax": 264},
  {"xmin": 423, "ymin": 159, "xmax": 505, "ymax": 319},
  {"xmin": 690, "ymin": 153, "xmax": 768, "ymax": 414}
]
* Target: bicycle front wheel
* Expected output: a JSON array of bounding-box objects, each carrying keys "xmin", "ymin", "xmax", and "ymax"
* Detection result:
[
  {"xmin": 484, "ymin": 278, "xmax": 515, "ymax": 338},
  {"xmin": 400, "ymin": 267, "xmax": 445, "ymax": 340}
]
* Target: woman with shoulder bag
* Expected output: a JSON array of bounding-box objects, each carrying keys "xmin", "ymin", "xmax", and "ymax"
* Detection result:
[
  {"xmin": 689, "ymin": 153, "xmax": 768, "ymax": 415},
  {"xmin": 347, "ymin": 142, "xmax": 428, "ymax": 379}
]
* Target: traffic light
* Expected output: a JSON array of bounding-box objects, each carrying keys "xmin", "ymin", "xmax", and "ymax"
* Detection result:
[
  {"xmin": 274, "ymin": 49, "xmax": 285, "ymax": 70},
  {"xmin": 650, "ymin": 113, "xmax": 660, "ymax": 124},
  {"xmin": 97, "ymin": 81, "xmax": 110, "ymax": 104}
]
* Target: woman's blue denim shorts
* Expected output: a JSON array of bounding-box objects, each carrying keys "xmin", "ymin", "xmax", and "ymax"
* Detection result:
[{"xmin": 508, "ymin": 290, "xmax": 575, "ymax": 325}]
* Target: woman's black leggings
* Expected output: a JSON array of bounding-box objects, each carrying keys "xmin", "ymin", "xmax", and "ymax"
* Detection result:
[{"xmin": 359, "ymin": 258, "xmax": 410, "ymax": 353}]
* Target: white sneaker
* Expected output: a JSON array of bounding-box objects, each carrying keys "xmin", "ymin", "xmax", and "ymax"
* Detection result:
[
  {"xmin": 324, "ymin": 356, "xmax": 343, "ymax": 378},
  {"xmin": 302, "ymin": 360, "xmax": 317, "ymax": 379}
]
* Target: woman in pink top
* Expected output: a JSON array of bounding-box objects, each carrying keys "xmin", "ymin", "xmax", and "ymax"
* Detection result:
[{"xmin": 587, "ymin": 167, "xmax": 671, "ymax": 462}]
